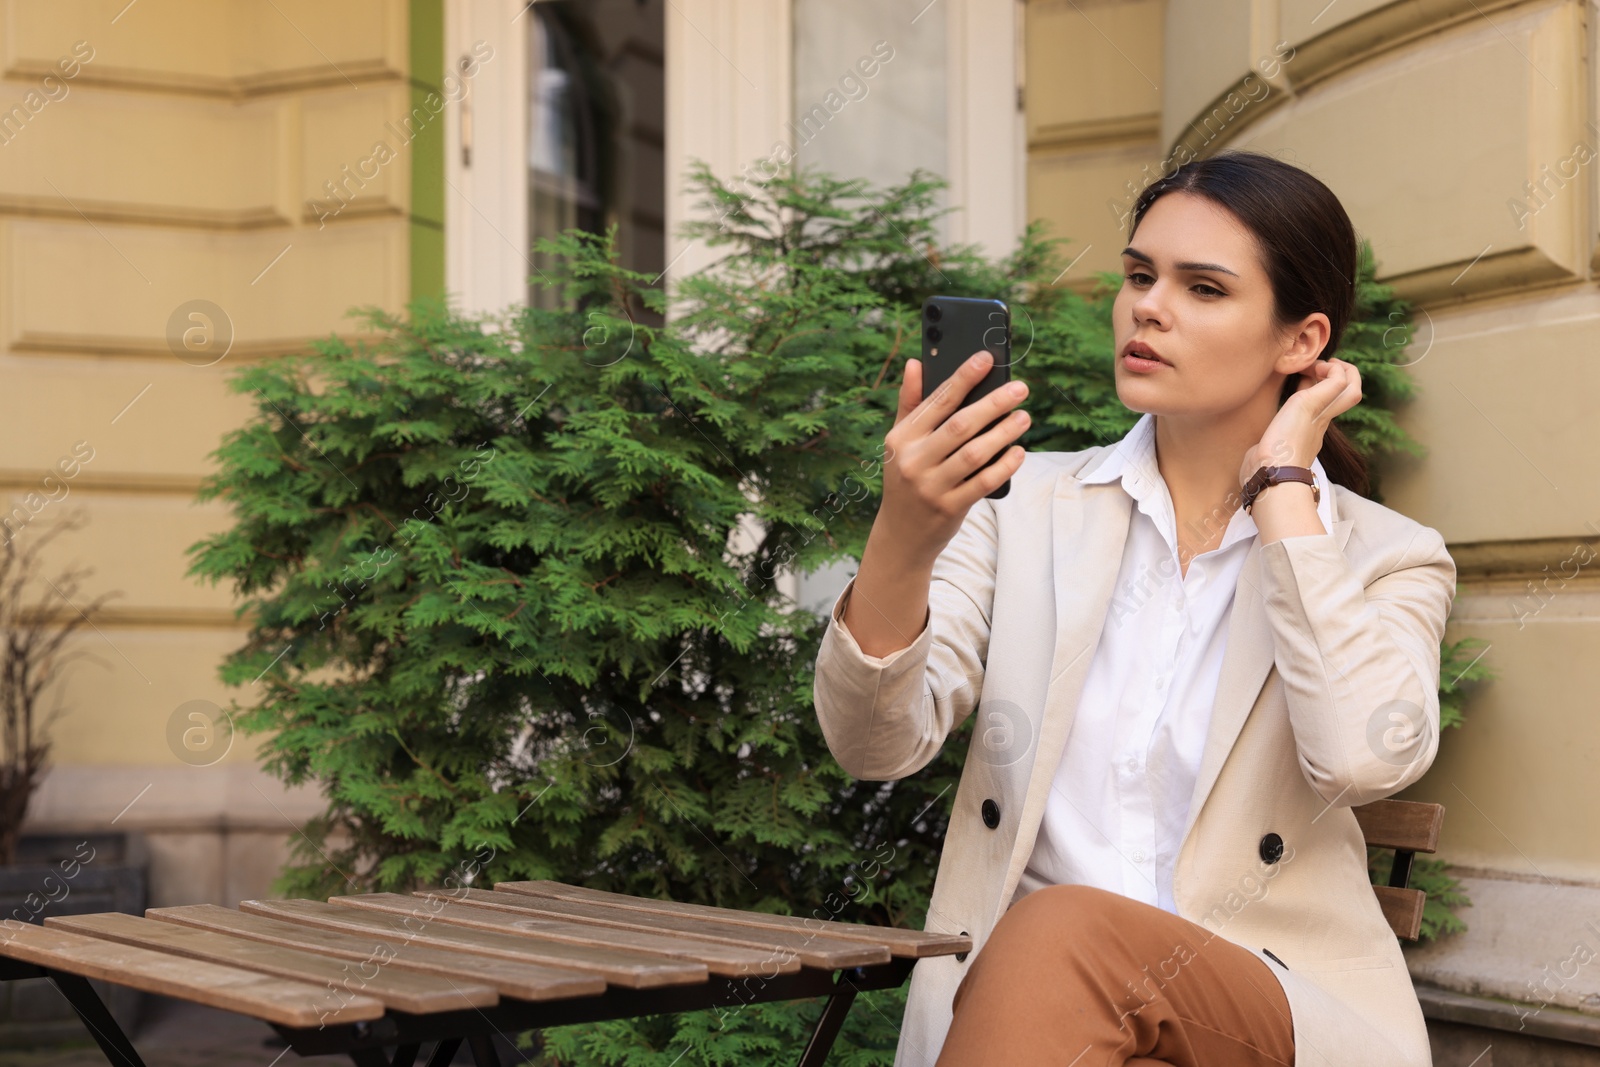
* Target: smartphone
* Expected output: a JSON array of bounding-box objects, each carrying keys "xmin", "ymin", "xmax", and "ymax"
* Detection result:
[{"xmin": 919, "ymin": 295, "xmax": 1015, "ymax": 500}]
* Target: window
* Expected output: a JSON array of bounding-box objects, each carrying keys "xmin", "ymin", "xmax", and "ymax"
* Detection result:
[
  {"xmin": 447, "ymin": 1, "xmax": 662, "ymax": 315},
  {"xmin": 520, "ymin": 1, "xmax": 663, "ymax": 314},
  {"xmin": 526, "ymin": 4, "xmax": 603, "ymax": 308}
]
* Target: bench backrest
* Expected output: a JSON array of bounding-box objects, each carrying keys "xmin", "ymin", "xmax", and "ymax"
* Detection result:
[{"xmin": 1351, "ymin": 798, "xmax": 1444, "ymax": 941}]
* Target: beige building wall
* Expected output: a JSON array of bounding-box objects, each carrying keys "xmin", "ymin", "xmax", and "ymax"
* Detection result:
[
  {"xmin": 2, "ymin": 0, "xmax": 415, "ymax": 905},
  {"xmin": 6, "ymin": 0, "xmax": 1592, "ymax": 1035},
  {"xmin": 1025, "ymin": 0, "xmax": 1600, "ymax": 1039}
]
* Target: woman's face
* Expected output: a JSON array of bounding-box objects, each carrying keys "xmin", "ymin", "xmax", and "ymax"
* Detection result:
[{"xmin": 1111, "ymin": 190, "xmax": 1325, "ymax": 417}]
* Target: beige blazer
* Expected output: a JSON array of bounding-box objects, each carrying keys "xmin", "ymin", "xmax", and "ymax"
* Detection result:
[{"xmin": 813, "ymin": 442, "xmax": 1456, "ymax": 1067}]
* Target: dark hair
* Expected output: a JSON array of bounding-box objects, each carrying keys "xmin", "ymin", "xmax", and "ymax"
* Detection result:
[{"xmin": 1126, "ymin": 149, "xmax": 1369, "ymax": 497}]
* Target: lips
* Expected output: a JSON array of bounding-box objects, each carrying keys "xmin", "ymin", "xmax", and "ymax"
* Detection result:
[{"xmin": 1121, "ymin": 340, "xmax": 1168, "ymax": 364}]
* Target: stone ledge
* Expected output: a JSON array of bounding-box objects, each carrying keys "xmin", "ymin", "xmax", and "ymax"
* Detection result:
[
  {"xmin": 23, "ymin": 764, "xmax": 323, "ymax": 834},
  {"xmin": 1403, "ymin": 873, "xmax": 1600, "ymax": 1017},
  {"xmin": 1418, "ymin": 985, "xmax": 1600, "ymax": 1049}
]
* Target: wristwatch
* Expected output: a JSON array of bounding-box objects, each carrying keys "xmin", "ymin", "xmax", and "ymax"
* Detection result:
[{"xmin": 1240, "ymin": 465, "xmax": 1319, "ymax": 514}]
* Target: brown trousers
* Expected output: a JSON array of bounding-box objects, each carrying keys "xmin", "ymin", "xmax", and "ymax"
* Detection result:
[{"xmin": 935, "ymin": 883, "xmax": 1295, "ymax": 1067}]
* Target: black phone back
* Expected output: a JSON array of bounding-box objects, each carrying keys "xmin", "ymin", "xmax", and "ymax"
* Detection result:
[{"xmin": 919, "ymin": 295, "xmax": 1014, "ymax": 500}]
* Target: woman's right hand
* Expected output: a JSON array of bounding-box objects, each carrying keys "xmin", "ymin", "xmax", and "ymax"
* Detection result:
[{"xmin": 877, "ymin": 350, "xmax": 1030, "ymax": 565}]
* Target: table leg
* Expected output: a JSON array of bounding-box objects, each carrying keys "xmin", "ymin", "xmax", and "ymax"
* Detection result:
[
  {"xmin": 424, "ymin": 1038, "xmax": 463, "ymax": 1067},
  {"xmin": 347, "ymin": 1046, "xmax": 422, "ymax": 1067},
  {"xmin": 42, "ymin": 969, "xmax": 148, "ymax": 1067},
  {"xmin": 795, "ymin": 973, "xmax": 859, "ymax": 1067},
  {"xmin": 468, "ymin": 1034, "xmax": 502, "ymax": 1066}
]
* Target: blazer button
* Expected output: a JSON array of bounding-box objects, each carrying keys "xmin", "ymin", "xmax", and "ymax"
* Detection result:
[
  {"xmin": 981, "ymin": 799, "xmax": 1001, "ymax": 829},
  {"xmin": 1259, "ymin": 832, "xmax": 1284, "ymax": 864}
]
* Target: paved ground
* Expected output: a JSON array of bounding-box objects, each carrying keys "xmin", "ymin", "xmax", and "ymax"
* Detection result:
[
  {"xmin": 0, "ymin": 997, "xmax": 285, "ymax": 1067},
  {"xmin": 0, "ymin": 998, "xmax": 525, "ymax": 1067}
]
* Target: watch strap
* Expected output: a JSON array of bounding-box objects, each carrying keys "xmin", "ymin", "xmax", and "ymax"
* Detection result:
[{"xmin": 1241, "ymin": 465, "xmax": 1319, "ymax": 513}]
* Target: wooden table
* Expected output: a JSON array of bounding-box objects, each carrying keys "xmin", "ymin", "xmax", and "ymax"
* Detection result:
[{"xmin": 0, "ymin": 879, "xmax": 970, "ymax": 1067}]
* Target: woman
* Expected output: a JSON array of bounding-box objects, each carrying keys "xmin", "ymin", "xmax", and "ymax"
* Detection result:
[{"xmin": 812, "ymin": 150, "xmax": 1455, "ymax": 1067}]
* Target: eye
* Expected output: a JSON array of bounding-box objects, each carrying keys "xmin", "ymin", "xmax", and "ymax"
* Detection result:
[
  {"xmin": 1125, "ymin": 271, "xmax": 1154, "ymax": 286},
  {"xmin": 1192, "ymin": 282, "xmax": 1225, "ymax": 297}
]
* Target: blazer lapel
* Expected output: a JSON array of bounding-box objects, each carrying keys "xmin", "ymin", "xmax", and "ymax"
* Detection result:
[
  {"xmin": 999, "ymin": 461, "xmax": 1133, "ymax": 913},
  {"xmin": 1180, "ymin": 501, "xmax": 1355, "ymax": 842}
]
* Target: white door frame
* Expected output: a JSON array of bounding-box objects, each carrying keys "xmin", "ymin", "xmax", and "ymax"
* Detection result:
[{"xmin": 444, "ymin": 0, "xmax": 530, "ymax": 318}]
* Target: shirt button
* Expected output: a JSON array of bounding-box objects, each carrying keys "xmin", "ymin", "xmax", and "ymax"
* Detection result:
[
  {"xmin": 1125, "ymin": 756, "xmax": 1137, "ymax": 771},
  {"xmin": 1131, "ymin": 850, "xmax": 1147, "ymax": 863}
]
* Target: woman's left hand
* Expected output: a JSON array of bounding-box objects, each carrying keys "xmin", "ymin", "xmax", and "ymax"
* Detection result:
[{"xmin": 1239, "ymin": 357, "xmax": 1363, "ymax": 484}]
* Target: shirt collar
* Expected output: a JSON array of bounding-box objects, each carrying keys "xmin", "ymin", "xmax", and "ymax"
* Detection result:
[{"xmin": 1082, "ymin": 411, "xmax": 1337, "ymax": 549}]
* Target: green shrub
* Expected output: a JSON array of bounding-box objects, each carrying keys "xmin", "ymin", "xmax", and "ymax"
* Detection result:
[{"xmin": 188, "ymin": 160, "xmax": 1481, "ymax": 1063}]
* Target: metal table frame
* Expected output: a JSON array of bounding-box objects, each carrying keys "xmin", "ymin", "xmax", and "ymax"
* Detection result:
[{"xmin": 2, "ymin": 952, "xmax": 917, "ymax": 1067}]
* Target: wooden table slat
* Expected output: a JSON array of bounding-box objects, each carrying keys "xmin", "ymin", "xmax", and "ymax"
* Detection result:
[
  {"xmin": 1, "ymin": 919, "xmax": 383, "ymax": 1027},
  {"xmin": 333, "ymin": 894, "xmax": 801, "ymax": 978},
  {"xmin": 49, "ymin": 913, "xmax": 497, "ymax": 1014},
  {"xmin": 148, "ymin": 904, "xmax": 606, "ymax": 1002},
  {"xmin": 240, "ymin": 898, "xmax": 707, "ymax": 989},
  {"xmin": 495, "ymin": 880, "xmax": 973, "ymax": 959},
  {"xmin": 429, "ymin": 888, "xmax": 891, "ymax": 969}
]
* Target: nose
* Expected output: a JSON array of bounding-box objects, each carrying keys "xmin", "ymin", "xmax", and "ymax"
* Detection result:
[{"xmin": 1129, "ymin": 282, "xmax": 1169, "ymax": 328}]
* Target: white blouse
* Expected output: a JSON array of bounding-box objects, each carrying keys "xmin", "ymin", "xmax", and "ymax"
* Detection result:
[{"xmin": 1012, "ymin": 411, "xmax": 1334, "ymax": 914}]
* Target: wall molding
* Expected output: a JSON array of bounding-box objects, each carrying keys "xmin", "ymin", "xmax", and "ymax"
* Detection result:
[
  {"xmin": 0, "ymin": 196, "xmax": 401, "ymax": 232},
  {"xmin": 1445, "ymin": 535, "xmax": 1600, "ymax": 583},
  {"xmin": 17, "ymin": 607, "xmax": 247, "ymax": 630},
  {"xmin": 1028, "ymin": 111, "xmax": 1160, "ymax": 154},
  {"xmin": 2, "ymin": 60, "xmax": 406, "ymax": 102},
  {"xmin": 1167, "ymin": 0, "xmax": 1532, "ymax": 168},
  {"xmin": 1281, "ymin": 0, "xmax": 1536, "ymax": 102},
  {"xmin": 1379, "ymin": 246, "xmax": 1584, "ymax": 310},
  {"xmin": 0, "ymin": 471, "xmax": 206, "ymax": 494},
  {"xmin": 6, "ymin": 330, "xmax": 373, "ymax": 362},
  {"xmin": 0, "ymin": 195, "xmax": 288, "ymax": 232}
]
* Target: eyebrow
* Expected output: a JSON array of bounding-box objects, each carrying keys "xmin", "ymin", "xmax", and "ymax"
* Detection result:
[{"xmin": 1121, "ymin": 246, "xmax": 1239, "ymax": 278}]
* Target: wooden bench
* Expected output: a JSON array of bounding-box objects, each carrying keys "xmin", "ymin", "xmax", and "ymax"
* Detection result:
[
  {"xmin": 1353, "ymin": 798, "xmax": 1446, "ymax": 941},
  {"xmin": 0, "ymin": 879, "xmax": 970, "ymax": 1067}
]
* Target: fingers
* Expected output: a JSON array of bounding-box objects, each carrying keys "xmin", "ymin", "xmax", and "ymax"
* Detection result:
[
  {"xmin": 1294, "ymin": 359, "xmax": 1357, "ymax": 418},
  {"xmin": 893, "ymin": 358, "xmax": 923, "ymax": 427},
  {"xmin": 1290, "ymin": 360, "xmax": 1361, "ymax": 430},
  {"xmin": 950, "ymin": 438, "xmax": 1027, "ymax": 510},
  {"xmin": 1320, "ymin": 358, "xmax": 1362, "ymax": 414},
  {"xmin": 1336, "ymin": 377, "xmax": 1362, "ymax": 418},
  {"xmin": 933, "ymin": 403, "xmax": 1030, "ymax": 495},
  {"xmin": 932, "ymin": 376, "xmax": 1028, "ymax": 460},
  {"xmin": 904, "ymin": 351, "xmax": 994, "ymax": 436}
]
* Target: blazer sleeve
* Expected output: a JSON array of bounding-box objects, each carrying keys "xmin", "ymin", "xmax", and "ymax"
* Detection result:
[
  {"xmin": 812, "ymin": 496, "xmax": 1000, "ymax": 781},
  {"xmin": 1256, "ymin": 522, "xmax": 1458, "ymax": 808}
]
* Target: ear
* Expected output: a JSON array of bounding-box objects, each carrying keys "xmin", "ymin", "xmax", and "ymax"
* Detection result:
[{"xmin": 1275, "ymin": 311, "xmax": 1331, "ymax": 377}]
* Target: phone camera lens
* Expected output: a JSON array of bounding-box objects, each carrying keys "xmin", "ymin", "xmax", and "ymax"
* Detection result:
[
  {"xmin": 925, "ymin": 304, "xmax": 942, "ymax": 323},
  {"xmin": 926, "ymin": 325, "xmax": 942, "ymax": 344}
]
